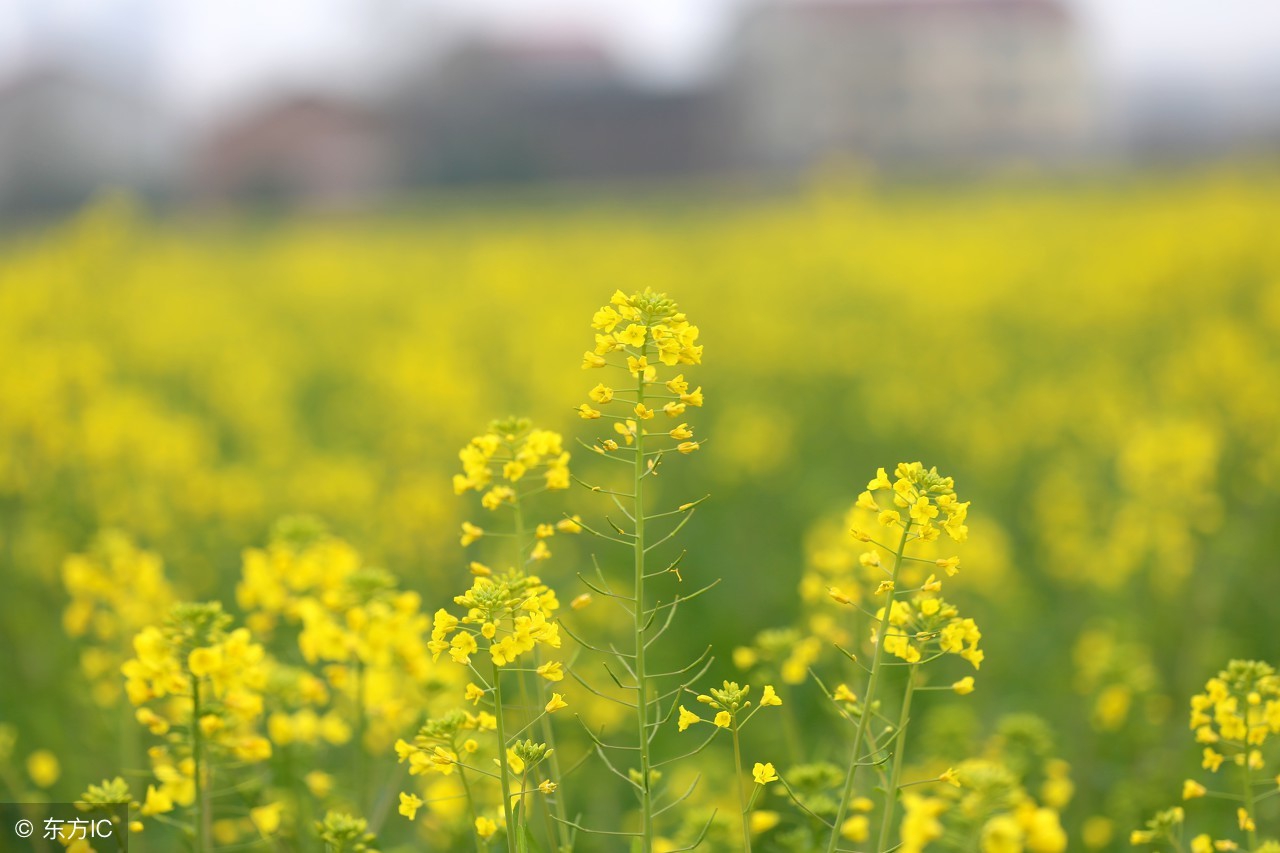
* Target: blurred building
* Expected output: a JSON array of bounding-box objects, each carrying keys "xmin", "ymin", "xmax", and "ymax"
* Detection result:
[
  {"xmin": 392, "ymin": 35, "xmax": 720, "ymax": 185},
  {"xmin": 14, "ymin": 0, "xmax": 1280, "ymax": 213},
  {"xmin": 1115, "ymin": 73, "xmax": 1280, "ymax": 161},
  {"xmin": 723, "ymin": 0, "xmax": 1094, "ymax": 171},
  {"xmin": 192, "ymin": 96, "xmax": 394, "ymax": 209},
  {"xmin": 0, "ymin": 68, "xmax": 178, "ymax": 217}
]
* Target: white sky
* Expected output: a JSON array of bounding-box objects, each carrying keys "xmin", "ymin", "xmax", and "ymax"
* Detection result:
[{"xmin": 1, "ymin": 0, "xmax": 1279, "ymax": 121}]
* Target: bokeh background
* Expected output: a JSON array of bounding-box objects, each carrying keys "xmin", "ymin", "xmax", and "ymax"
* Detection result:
[{"xmin": 2, "ymin": 0, "xmax": 1280, "ymax": 850}]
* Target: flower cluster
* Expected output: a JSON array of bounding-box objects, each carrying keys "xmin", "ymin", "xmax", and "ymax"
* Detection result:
[
  {"xmin": 62, "ymin": 531, "xmax": 175, "ymax": 707},
  {"xmin": 237, "ymin": 518, "xmax": 441, "ymax": 751},
  {"xmin": 584, "ymin": 289, "xmax": 703, "ymax": 369},
  {"xmin": 395, "ymin": 708, "xmax": 496, "ymax": 782},
  {"xmin": 1191, "ymin": 660, "xmax": 1280, "ymax": 769},
  {"xmin": 235, "ymin": 515, "xmax": 362, "ymax": 636},
  {"xmin": 678, "ymin": 680, "xmax": 784, "ymax": 851},
  {"xmin": 315, "ymin": 811, "xmax": 378, "ymax": 852},
  {"xmin": 1129, "ymin": 806, "xmax": 1186, "ymax": 848},
  {"xmin": 264, "ymin": 664, "xmax": 351, "ymax": 749},
  {"xmin": 77, "ymin": 777, "xmax": 145, "ymax": 837},
  {"xmin": 874, "ymin": 593, "xmax": 984, "ymax": 670},
  {"xmin": 866, "ymin": 716, "xmax": 1070, "ymax": 853},
  {"xmin": 817, "ymin": 463, "xmax": 983, "ymax": 853},
  {"xmin": 579, "ymin": 289, "xmax": 704, "ymax": 456},
  {"xmin": 734, "ymin": 628, "xmax": 828, "ymax": 688},
  {"xmin": 454, "ymin": 418, "xmax": 571, "ymax": 505},
  {"xmin": 395, "ymin": 419, "xmax": 574, "ymax": 850},
  {"xmin": 565, "ymin": 288, "xmax": 722, "ymax": 852},
  {"xmin": 858, "ymin": 463, "xmax": 970, "ymax": 544},
  {"xmin": 679, "ymin": 681, "xmax": 783, "ymax": 733},
  {"xmin": 428, "ymin": 571, "xmax": 562, "ymax": 668},
  {"xmin": 118, "ymin": 601, "xmax": 277, "ymax": 846},
  {"xmin": 1135, "ymin": 660, "xmax": 1280, "ymax": 852},
  {"xmin": 122, "ymin": 602, "xmax": 272, "ymax": 766}
]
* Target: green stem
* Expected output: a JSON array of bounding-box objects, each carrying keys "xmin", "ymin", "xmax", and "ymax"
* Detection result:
[
  {"xmin": 458, "ymin": 765, "xmax": 486, "ymax": 853},
  {"xmin": 519, "ymin": 772, "xmax": 530, "ymax": 842},
  {"xmin": 1242, "ymin": 752, "xmax": 1258, "ymax": 851},
  {"xmin": 121, "ymin": 686, "xmax": 139, "ymax": 783},
  {"xmin": 514, "ymin": 494, "xmax": 572, "ymax": 851},
  {"xmin": 732, "ymin": 720, "xmax": 754, "ymax": 853},
  {"xmin": 875, "ymin": 668, "xmax": 917, "ymax": 852},
  {"xmin": 535, "ymin": 654, "xmax": 572, "ymax": 851},
  {"xmin": 191, "ymin": 678, "xmax": 209, "ymax": 853},
  {"xmin": 492, "ymin": 660, "xmax": 518, "ymax": 853},
  {"xmin": 356, "ymin": 658, "xmax": 367, "ymax": 812},
  {"xmin": 824, "ymin": 521, "xmax": 912, "ymax": 853},
  {"xmin": 634, "ymin": 362, "xmax": 654, "ymax": 851}
]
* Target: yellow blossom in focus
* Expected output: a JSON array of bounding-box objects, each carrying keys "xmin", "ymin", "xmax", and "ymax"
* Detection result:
[
  {"xmin": 678, "ymin": 706, "xmax": 700, "ymax": 732},
  {"xmin": 617, "ymin": 324, "xmax": 646, "ymax": 347},
  {"xmin": 398, "ymin": 792, "xmax": 422, "ymax": 821},
  {"xmin": 752, "ymin": 762, "xmax": 778, "ymax": 784}
]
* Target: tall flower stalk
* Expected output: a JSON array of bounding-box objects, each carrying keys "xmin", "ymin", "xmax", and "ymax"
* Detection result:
[
  {"xmin": 824, "ymin": 463, "xmax": 976, "ymax": 853},
  {"xmin": 399, "ymin": 419, "xmax": 575, "ymax": 851},
  {"xmin": 121, "ymin": 601, "xmax": 274, "ymax": 852},
  {"xmin": 675, "ymin": 680, "xmax": 785, "ymax": 852},
  {"xmin": 1135, "ymin": 659, "xmax": 1280, "ymax": 853},
  {"xmin": 568, "ymin": 289, "xmax": 714, "ymax": 851}
]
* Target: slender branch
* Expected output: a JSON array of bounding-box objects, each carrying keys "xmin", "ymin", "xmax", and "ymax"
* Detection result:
[
  {"xmin": 875, "ymin": 668, "xmax": 918, "ymax": 851},
  {"xmin": 825, "ymin": 521, "xmax": 913, "ymax": 853}
]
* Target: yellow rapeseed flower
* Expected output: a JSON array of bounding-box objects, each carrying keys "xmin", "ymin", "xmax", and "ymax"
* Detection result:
[
  {"xmin": 752, "ymin": 762, "xmax": 778, "ymax": 784},
  {"xmin": 26, "ymin": 750, "xmax": 60, "ymax": 788},
  {"xmin": 678, "ymin": 706, "xmax": 700, "ymax": 732},
  {"xmin": 398, "ymin": 792, "xmax": 423, "ymax": 821}
]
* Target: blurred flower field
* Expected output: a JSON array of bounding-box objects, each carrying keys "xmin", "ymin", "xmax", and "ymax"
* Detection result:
[{"xmin": 2, "ymin": 167, "xmax": 1280, "ymax": 851}]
